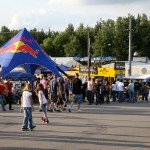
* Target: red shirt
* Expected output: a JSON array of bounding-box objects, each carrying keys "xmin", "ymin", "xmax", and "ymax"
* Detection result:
[
  {"xmin": 0, "ymin": 84, "xmax": 5, "ymax": 94},
  {"xmin": 5, "ymin": 82, "xmax": 13, "ymax": 94}
]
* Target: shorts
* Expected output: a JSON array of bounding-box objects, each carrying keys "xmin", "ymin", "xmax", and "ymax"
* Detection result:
[
  {"xmin": 42, "ymin": 103, "xmax": 47, "ymax": 114},
  {"xmin": 51, "ymin": 93, "xmax": 58, "ymax": 103},
  {"xmin": 0, "ymin": 84, "xmax": 5, "ymax": 94},
  {"xmin": 72, "ymin": 94, "xmax": 83, "ymax": 104}
]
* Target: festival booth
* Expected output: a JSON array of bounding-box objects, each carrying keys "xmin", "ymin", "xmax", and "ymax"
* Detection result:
[
  {"xmin": 4, "ymin": 71, "xmax": 37, "ymax": 81},
  {"xmin": 0, "ymin": 28, "xmax": 61, "ymax": 78}
]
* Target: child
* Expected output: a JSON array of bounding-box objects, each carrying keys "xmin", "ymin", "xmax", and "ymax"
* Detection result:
[
  {"xmin": 21, "ymin": 84, "xmax": 36, "ymax": 131},
  {"xmin": 36, "ymin": 83, "xmax": 49, "ymax": 123}
]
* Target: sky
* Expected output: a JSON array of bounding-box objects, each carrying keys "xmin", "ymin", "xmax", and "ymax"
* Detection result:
[{"xmin": 1, "ymin": 0, "xmax": 150, "ymax": 31}]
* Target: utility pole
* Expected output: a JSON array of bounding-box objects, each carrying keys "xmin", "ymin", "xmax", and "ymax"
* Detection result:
[
  {"xmin": 87, "ymin": 32, "xmax": 91, "ymax": 78},
  {"xmin": 100, "ymin": 47, "xmax": 102, "ymax": 67},
  {"xmin": 128, "ymin": 18, "xmax": 132, "ymax": 76}
]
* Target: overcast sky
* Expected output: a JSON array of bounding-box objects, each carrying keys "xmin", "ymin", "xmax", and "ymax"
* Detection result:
[{"xmin": 1, "ymin": 0, "xmax": 150, "ymax": 31}]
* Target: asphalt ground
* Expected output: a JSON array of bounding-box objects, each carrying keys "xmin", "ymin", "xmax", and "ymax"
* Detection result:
[{"xmin": 0, "ymin": 101, "xmax": 150, "ymax": 150}]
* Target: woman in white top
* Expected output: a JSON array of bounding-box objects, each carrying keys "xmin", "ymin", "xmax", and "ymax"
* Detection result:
[
  {"xmin": 21, "ymin": 84, "xmax": 36, "ymax": 131},
  {"xmin": 111, "ymin": 81, "xmax": 117, "ymax": 102},
  {"xmin": 36, "ymin": 83, "xmax": 49, "ymax": 123}
]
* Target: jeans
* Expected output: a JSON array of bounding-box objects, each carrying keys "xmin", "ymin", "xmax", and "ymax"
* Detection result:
[
  {"xmin": 112, "ymin": 90, "xmax": 117, "ymax": 102},
  {"xmin": 100, "ymin": 93, "xmax": 104, "ymax": 104},
  {"xmin": 129, "ymin": 90, "xmax": 135, "ymax": 103},
  {"xmin": 42, "ymin": 103, "xmax": 47, "ymax": 114},
  {"xmin": 0, "ymin": 95, "xmax": 5, "ymax": 110},
  {"xmin": 118, "ymin": 91, "xmax": 124, "ymax": 103},
  {"xmin": 96, "ymin": 92, "xmax": 100, "ymax": 104},
  {"xmin": 22, "ymin": 107, "xmax": 33, "ymax": 128},
  {"xmin": 4, "ymin": 93, "xmax": 13, "ymax": 109},
  {"xmin": 142, "ymin": 92, "xmax": 148, "ymax": 101},
  {"xmin": 87, "ymin": 91, "xmax": 93, "ymax": 104}
]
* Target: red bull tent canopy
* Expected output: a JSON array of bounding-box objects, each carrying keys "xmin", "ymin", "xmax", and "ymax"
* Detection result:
[{"xmin": 0, "ymin": 28, "xmax": 61, "ymax": 78}]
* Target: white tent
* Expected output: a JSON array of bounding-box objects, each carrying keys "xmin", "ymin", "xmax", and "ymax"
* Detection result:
[
  {"xmin": 124, "ymin": 74, "xmax": 141, "ymax": 79},
  {"xmin": 139, "ymin": 74, "xmax": 150, "ymax": 79}
]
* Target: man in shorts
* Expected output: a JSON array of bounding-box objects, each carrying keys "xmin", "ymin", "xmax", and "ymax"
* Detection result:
[
  {"xmin": 68, "ymin": 73, "xmax": 83, "ymax": 112},
  {"xmin": 48, "ymin": 75, "xmax": 60, "ymax": 112}
]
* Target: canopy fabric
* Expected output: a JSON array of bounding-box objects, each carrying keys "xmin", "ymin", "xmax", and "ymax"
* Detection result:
[
  {"xmin": 57, "ymin": 64, "xmax": 70, "ymax": 71},
  {"xmin": 21, "ymin": 64, "xmax": 40, "ymax": 75},
  {"xmin": 0, "ymin": 28, "xmax": 61, "ymax": 78},
  {"xmin": 4, "ymin": 71, "xmax": 37, "ymax": 81},
  {"xmin": 146, "ymin": 77, "xmax": 150, "ymax": 82}
]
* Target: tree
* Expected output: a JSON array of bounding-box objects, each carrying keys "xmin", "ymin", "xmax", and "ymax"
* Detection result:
[
  {"xmin": 75, "ymin": 23, "xmax": 89, "ymax": 57},
  {"xmin": 114, "ymin": 16, "xmax": 129, "ymax": 60},
  {"xmin": 40, "ymin": 37, "xmax": 55, "ymax": 56},
  {"xmin": 64, "ymin": 35, "xmax": 80, "ymax": 56},
  {"xmin": 0, "ymin": 26, "xmax": 11, "ymax": 46},
  {"xmin": 52, "ymin": 32, "xmax": 69, "ymax": 56},
  {"xmin": 92, "ymin": 19, "xmax": 115, "ymax": 57}
]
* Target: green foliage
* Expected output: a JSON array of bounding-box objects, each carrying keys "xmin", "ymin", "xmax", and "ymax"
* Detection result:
[{"xmin": 0, "ymin": 14, "xmax": 150, "ymax": 59}]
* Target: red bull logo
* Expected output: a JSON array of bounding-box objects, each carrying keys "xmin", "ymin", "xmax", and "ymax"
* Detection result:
[{"xmin": 0, "ymin": 41, "xmax": 39, "ymax": 58}]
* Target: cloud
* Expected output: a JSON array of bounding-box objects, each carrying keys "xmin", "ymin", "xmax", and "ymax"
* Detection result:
[
  {"xmin": 80, "ymin": 0, "xmax": 148, "ymax": 5},
  {"xmin": 48, "ymin": 0, "xmax": 80, "ymax": 6},
  {"xmin": 8, "ymin": 8, "xmax": 50, "ymax": 30},
  {"xmin": 4, "ymin": 0, "xmax": 150, "ymax": 32}
]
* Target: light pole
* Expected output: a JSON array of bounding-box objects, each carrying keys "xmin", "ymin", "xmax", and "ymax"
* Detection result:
[
  {"xmin": 100, "ymin": 44, "xmax": 111, "ymax": 67},
  {"xmin": 128, "ymin": 18, "xmax": 133, "ymax": 76}
]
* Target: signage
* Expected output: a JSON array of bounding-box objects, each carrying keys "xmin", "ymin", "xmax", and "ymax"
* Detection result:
[{"xmin": 114, "ymin": 62, "xmax": 125, "ymax": 70}]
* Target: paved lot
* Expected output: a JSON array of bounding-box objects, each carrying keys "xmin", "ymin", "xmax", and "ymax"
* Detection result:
[{"xmin": 0, "ymin": 101, "xmax": 150, "ymax": 150}]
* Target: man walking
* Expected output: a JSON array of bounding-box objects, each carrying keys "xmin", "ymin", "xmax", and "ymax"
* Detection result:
[
  {"xmin": 4, "ymin": 77, "xmax": 14, "ymax": 110},
  {"xmin": 68, "ymin": 73, "xmax": 83, "ymax": 112},
  {"xmin": 48, "ymin": 75, "xmax": 60, "ymax": 112}
]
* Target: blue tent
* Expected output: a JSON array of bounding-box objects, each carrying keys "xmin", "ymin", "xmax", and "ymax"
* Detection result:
[
  {"xmin": 57, "ymin": 64, "xmax": 70, "ymax": 71},
  {"xmin": 146, "ymin": 77, "xmax": 150, "ymax": 82},
  {"xmin": 4, "ymin": 71, "xmax": 37, "ymax": 81},
  {"xmin": 0, "ymin": 28, "xmax": 61, "ymax": 78}
]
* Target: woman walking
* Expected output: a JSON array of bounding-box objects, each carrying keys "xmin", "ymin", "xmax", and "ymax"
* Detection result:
[{"xmin": 36, "ymin": 83, "xmax": 49, "ymax": 123}]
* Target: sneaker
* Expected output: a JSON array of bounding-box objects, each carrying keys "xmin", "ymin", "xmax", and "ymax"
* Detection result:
[
  {"xmin": 22, "ymin": 128, "xmax": 29, "ymax": 131},
  {"xmin": 64, "ymin": 104, "xmax": 67, "ymax": 107},
  {"xmin": 41, "ymin": 117, "xmax": 45, "ymax": 122},
  {"xmin": 77, "ymin": 109, "xmax": 82, "ymax": 112},
  {"xmin": 30, "ymin": 125, "xmax": 36, "ymax": 130},
  {"xmin": 68, "ymin": 108, "xmax": 71, "ymax": 113},
  {"xmin": 47, "ymin": 109, "xmax": 53, "ymax": 112},
  {"xmin": 45, "ymin": 119, "xmax": 49, "ymax": 124},
  {"xmin": 9, "ymin": 108, "xmax": 14, "ymax": 110},
  {"xmin": 56, "ymin": 109, "xmax": 61, "ymax": 112}
]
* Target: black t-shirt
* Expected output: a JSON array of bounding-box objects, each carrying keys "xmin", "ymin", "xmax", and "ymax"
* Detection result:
[
  {"xmin": 134, "ymin": 82, "xmax": 141, "ymax": 90},
  {"xmin": 50, "ymin": 79, "xmax": 58, "ymax": 93},
  {"xmin": 96, "ymin": 83, "xmax": 100, "ymax": 91},
  {"xmin": 72, "ymin": 78, "xmax": 82, "ymax": 94}
]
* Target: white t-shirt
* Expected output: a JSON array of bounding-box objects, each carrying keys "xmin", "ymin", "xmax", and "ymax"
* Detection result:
[
  {"xmin": 112, "ymin": 83, "xmax": 117, "ymax": 91},
  {"xmin": 87, "ymin": 81, "xmax": 93, "ymax": 91},
  {"xmin": 38, "ymin": 90, "xmax": 47, "ymax": 104},
  {"xmin": 22, "ymin": 91, "xmax": 32, "ymax": 107},
  {"xmin": 118, "ymin": 82, "xmax": 124, "ymax": 91},
  {"xmin": 115, "ymin": 81, "xmax": 120, "ymax": 91}
]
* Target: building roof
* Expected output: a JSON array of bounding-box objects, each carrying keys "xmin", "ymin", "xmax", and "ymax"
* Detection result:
[{"xmin": 51, "ymin": 57, "xmax": 82, "ymax": 67}]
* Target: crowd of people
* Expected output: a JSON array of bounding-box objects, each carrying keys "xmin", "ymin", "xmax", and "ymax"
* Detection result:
[
  {"xmin": 0, "ymin": 72, "xmax": 150, "ymax": 131},
  {"xmin": 84, "ymin": 77, "xmax": 150, "ymax": 105}
]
